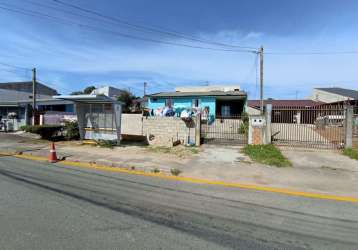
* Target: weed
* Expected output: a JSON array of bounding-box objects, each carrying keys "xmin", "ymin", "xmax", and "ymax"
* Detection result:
[
  {"xmin": 147, "ymin": 145, "xmax": 199, "ymax": 158},
  {"xmin": 242, "ymin": 144, "xmax": 292, "ymax": 167},
  {"xmin": 97, "ymin": 140, "xmax": 117, "ymax": 149},
  {"xmin": 170, "ymin": 168, "xmax": 182, "ymax": 176}
]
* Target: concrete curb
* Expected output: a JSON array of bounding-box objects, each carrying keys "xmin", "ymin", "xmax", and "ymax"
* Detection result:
[{"xmin": 1, "ymin": 151, "xmax": 358, "ymax": 203}]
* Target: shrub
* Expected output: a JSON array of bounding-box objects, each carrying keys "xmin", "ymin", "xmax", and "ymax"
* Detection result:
[
  {"xmin": 239, "ymin": 122, "xmax": 249, "ymax": 134},
  {"xmin": 239, "ymin": 112, "xmax": 249, "ymax": 134},
  {"xmin": 64, "ymin": 121, "xmax": 80, "ymax": 140},
  {"xmin": 170, "ymin": 168, "xmax": 182, "ymax": 176},
  {"xmin": 20, "ymin": 125, "xmax": 63, "ymax": 140}
]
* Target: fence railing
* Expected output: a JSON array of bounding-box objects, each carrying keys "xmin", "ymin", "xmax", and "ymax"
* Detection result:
[{"xmin": 271, "ymin": 104, "xmax": 346, "ymax": 149}]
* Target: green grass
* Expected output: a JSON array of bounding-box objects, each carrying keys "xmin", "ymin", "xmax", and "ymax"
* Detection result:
[
  {"xmin": 342, "ymin": 148, "xmax": 358, "ymax": 160},
  {"xmin": 242, "ymin": 144, "xmax": 292, "ymax": 167}
]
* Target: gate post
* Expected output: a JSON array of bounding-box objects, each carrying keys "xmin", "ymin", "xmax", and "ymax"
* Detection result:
[
  {"xmin": 345, "ymin": 105, "xmax": 353, "ymax": 149},
  {"xmin": 195, "ymin": 114, "xmax": 201, "ymax": 146},
  {"xmin": 265, "ymin": 104, "xmax": 272, "ymax": 144}
]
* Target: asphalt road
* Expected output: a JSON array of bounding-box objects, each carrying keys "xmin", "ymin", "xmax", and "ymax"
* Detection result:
[{"xmin": 0, "ymin": 157, "xmax": 357, "ymax": 250}]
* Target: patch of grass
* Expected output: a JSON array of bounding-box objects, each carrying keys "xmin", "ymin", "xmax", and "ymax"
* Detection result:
[
  {"xmin": 146, "ymin": 145, "xmax": 199, "ymax": 158},
  {"xmin": 170, "ymin": 168, "xmax": 182, "ymax": 176},
  {"xmin": 342, "ymin": 148, "xmax": 358, "ymax": 160},
  {"xmin": 242, "ymin": 144, "xmax": 292, "ymax": 167}
]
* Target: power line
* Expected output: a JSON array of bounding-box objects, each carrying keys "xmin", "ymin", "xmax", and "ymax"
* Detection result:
[
  {"xmin": 50, "ymin": 0, "xmax": 257, "ymax": 50},
  {"xmin": 266, "ymin": 51, "xmax": 358, "ymax": 55},
  {"xmin": 0, "ymin": 3, "xmax": 256, "ymax": 53},
  {"xmin": 0, "ymin": 61, "xmax": 31, "ymax": 70}
]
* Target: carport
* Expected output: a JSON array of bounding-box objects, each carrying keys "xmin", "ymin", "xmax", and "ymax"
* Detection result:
[{"xmin": 54, "ymin": 95, "xmax": 123, "ymax": 143}]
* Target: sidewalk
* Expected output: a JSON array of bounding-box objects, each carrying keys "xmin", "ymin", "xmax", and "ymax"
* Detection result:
[{"xmin": 1, "ymin": 132, "xmax": 358, "ymax": 197}]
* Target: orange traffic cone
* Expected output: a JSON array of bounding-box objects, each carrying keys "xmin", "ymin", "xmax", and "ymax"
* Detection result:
[{"xmin": 48, "ymin": 142, "xmax": 58, "ymax": 163}]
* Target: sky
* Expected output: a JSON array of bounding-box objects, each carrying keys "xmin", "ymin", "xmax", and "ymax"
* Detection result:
[{"xmin": 0, "ymin": 0, "xmax": 358, "ymax": 99}]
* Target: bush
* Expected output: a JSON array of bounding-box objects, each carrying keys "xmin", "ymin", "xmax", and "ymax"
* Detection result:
[
  {"xmin": 20, "ymin": 125, "xmax": 63, "ymax": 140},
  {"xmin": 64, "ymin": 121, "xmax": 80, "ymax": 140},
  {"xmin": 242, "ymin": 144, "xmax": 292, "ymax": 167},
  {"xmin": 170, "ymin": 168, "xmax": 182, "ymax": 176},
  {"xmin": 238, "ymin": 112, "xmax": 249, "ymax": 134},
  {"xmin": 239, "ymin": 122, "xmax": 249, "ymax": 134}
]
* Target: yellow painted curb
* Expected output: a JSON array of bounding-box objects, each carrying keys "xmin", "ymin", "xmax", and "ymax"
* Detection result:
[{"xmin": 3, "ymin": 151, "xmax": 358, "ymax": 203}]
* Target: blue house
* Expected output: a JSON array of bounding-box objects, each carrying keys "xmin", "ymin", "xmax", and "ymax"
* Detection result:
[{"xmin": 147, "ymin": 86, "xmax": 247, "ymax": 119}]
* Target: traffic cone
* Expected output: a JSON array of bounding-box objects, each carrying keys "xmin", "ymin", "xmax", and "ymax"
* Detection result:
[{"xmin": 48, "ymin": 142, "xmax": 58, "ymax": 163}]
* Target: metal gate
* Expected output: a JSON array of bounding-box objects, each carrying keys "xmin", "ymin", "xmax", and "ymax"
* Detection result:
[
  {"xmin": 271, "ymin": 104, "xmax": 346, "ymax": 149},
  {"xmin": 201, "ymin": 116, "xmax": 248, "ymax": 145}
]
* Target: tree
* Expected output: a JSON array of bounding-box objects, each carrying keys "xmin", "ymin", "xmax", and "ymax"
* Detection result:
[
  {"xmin": 83, "ymin": 86, "xmax": 96, "ymax": 94},
  {"xmin": 70, "ymin": 85, "xmax": 96, "ymax": 95},
  {"xmin": 117, "ymin": 90, "xmax": 136, "ymax": 113}
]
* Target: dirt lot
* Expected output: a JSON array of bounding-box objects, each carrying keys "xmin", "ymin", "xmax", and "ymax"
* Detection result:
[{"xmin": 1, "ymin": 132, "xmax": 358, "ymax": 197}]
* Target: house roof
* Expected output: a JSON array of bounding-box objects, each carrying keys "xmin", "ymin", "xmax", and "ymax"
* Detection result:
[
  {"xmin": 148, "ymin": 90, "xmax": 247, "ymax": 98},
  {"xmin": 0, "ymin": 88, "xmax": 54, "ymax": 105},
  {"xmin": 0, "ymin": 81, "xmax": 58, "ymax": 95},
  {"xmin": 248, "ymin": 100, "xmax": 323, "ymax": 109},
  {"xmin": 315, "ymin": 87, "xmax": 358, "ymax": 99}
]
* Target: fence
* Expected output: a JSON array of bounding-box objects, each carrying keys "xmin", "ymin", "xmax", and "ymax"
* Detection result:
[
  {"xmin": 353, "ymin": 101, "xmax": 358, "ymax": 148},
  {"xmin": 200, "ymin": 115, "xmax": 248, "ymax": 145},
  {"xmin": 271, "ymin": 104, "xmax": 346, "ymax": 149}
]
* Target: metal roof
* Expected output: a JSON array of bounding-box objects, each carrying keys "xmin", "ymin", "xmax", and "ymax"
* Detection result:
[
  {"xmin": 0, "ymin": 81, "xmax": 58, "ymax": 95},
  {"xmin": 53, "ymin": 95, "xmax": 123, "ymax": 104},
  {"xmin": 148, "ymin": 90, "xmax": 247, "ymax": 98},
  {"xmin": 248, "ymin": 100, "xmax": 323, "ymax": 108},
  {"xmin": 316, "ymin": 88, "xmax": 358, "ymax": 99},
  {"xmin": 0, "ymin": 88, "xmax": 54, "ymax": 105}
]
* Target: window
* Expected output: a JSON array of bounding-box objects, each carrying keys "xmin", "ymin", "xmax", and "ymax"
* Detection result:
[
  {"xmin": 221, "ymin": 105, "xmax": 231, "ymax": 117},
  {"xmin": 192, "ymin": 99, "xmax": 201, "ymax": 108},
  {"xmin": 165, "ymin": 98, "xmax": 174, "ymax": 107}
]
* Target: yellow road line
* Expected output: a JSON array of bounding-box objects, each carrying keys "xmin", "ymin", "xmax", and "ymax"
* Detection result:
[{"xmin": 3, "ymin": 151, "xmax": 358, "ymax": 203}]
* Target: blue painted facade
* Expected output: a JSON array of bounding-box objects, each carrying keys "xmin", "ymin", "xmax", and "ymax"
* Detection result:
[
  {"xmin": 148, "ymin": 94, "xmax": 248, "ymax": 120},
  {"xmin": 148, "ymin": 96, "xmax": 216, "ymax": 118}
]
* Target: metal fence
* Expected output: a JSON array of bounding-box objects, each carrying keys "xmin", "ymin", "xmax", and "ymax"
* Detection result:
[
  {"xmin": 200, "ymin": 116, "xmax": 248, "ymax": 145},
  {"xmin": 271, "ymin": 104, "xmax": 346, "ymax": 149},
  {"xmin": 353, "ymin": 101, "xmax": 358, "ymax": 148}
]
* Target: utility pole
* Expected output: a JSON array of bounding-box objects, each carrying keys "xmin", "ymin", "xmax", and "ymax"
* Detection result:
[
  {"xmin": 259, "ymin": 46, "xmax": 264, "ymax": 114},
  {"xmin": 32, "ymin": 68, "xmax": 37, "ymax": 125},
  {"xmin": 143, "ymin": 82, "xmax": 147, "ymax": 97}
]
